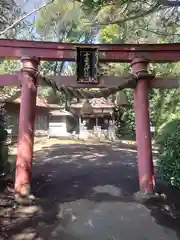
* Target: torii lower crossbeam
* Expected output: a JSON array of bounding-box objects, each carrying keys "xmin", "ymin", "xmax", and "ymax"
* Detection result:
[{"xmin": 0, "ymin": 74, "xmax": 179, "ymax": 89}]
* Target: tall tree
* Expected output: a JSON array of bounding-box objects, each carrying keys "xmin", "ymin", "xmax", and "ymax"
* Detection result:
[{"xmin": 36, "ymin": 0, "xmax": 99, "ymax": 104}]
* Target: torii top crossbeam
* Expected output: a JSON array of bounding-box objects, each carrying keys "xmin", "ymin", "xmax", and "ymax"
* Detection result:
[{"xmin": 1, "ymin": 39, "xmax": 180, "ymax": 62}]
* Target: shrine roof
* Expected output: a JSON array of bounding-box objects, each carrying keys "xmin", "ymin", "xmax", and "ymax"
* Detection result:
[
  {"xmin": 5, "ymin": 96, "xmax": 62, "ymax": 109},
  {"xmin": 71, "ymin": 98, "xmax": 115, "ymax": 109}
]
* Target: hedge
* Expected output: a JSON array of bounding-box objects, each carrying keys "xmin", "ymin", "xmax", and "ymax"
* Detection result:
[{"xmin": 156, "ymin": 119, "xmax": 180, "ymax": 188}]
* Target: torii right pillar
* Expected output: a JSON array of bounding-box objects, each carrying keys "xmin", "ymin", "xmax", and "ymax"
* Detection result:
[{"xmin": 131, "ymin": 58, "xmax": 155, "ymax": 194}]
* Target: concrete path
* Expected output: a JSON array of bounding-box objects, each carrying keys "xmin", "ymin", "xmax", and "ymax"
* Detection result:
[{"xmin": 1, "ymin": 142, "xmax": 180, "ymax": 240}]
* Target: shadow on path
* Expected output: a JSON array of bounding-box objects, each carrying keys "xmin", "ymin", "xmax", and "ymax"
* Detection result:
[{"xmin": 1, "ymin": 143, "xmax": 180, "ymax": 239}]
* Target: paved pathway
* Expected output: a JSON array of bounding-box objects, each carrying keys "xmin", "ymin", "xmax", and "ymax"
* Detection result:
[{"xmin": 1, "ymin": 142, "xmax": 180, "ymax": 239}]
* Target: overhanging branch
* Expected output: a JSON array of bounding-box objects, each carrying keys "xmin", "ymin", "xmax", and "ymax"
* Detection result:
[
  {"xmin": 0, "ymin": 0, "xmax": 55, "ymax": 36},
  {"xmin": 156, "ymin": 0, "xmax": 180, "ymax": 7}
]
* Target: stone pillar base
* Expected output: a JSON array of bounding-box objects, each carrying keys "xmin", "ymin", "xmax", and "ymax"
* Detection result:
[
  {"xmin": 133, "ymin": 191, "xmax": 162, "ymax": 203},
  {"xmin": 15, "ymin": 193, "xmax": 36, "ymax": 205}
]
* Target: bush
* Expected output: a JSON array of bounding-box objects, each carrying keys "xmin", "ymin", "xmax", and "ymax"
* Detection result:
[{"xmin": 156, "ymin": 118, "xmax": 180, "ymax": 188}]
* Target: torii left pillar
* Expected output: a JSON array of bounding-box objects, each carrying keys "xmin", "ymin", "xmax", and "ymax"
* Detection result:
[{"xmin": 15, "ymin": 57, "xmax": 39, "ymax": 198}]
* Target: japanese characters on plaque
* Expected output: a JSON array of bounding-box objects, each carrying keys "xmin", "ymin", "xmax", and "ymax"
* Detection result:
[{"xmin": 76, "ymin": 47, "xmax": 99, "ymax": 84}]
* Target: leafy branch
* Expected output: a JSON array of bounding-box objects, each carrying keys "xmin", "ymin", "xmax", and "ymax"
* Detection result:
[{"xmin": 97, "ymin": 3, "xmax": 161, "ymax": 26}]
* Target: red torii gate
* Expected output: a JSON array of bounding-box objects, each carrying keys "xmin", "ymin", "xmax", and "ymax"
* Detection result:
[{"xmin": 0, "ymin": 39, "xmax": 180, "ymax": 199}]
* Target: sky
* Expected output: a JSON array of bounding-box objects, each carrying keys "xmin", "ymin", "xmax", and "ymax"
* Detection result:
[
  {"xmin": 16, "ymin": 0, "xmax": 44, "ymax": 9},
  {"xmin": 15, "ymin": 0, "xmax": 44, "ymax": 22}
]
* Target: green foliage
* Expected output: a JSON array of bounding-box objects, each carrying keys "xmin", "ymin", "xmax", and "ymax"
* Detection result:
[
  {"xmin": 156, "ymin": 119, "xmax": 180, "ymax": 188},
  {"xmin": 0, "ymin": 60, "xmax": 21, "ymax": 100},
  {"xmin": 0, "ymin": 0, "xmax": 15, "ymax": 30},
  {"xmin": 0, "ymin": 60, "xmax": 20, "ymax": 74},
  {"xmin": 35, "ymin": 0, "xmax": 95, "ymax": 42},
  {"xmin": 150, "ymin": 88, "xmax": 180, "ymax": 135},
  {"xmin": 0, "ymin": 0, "xmax": 26, "ymax": 38},
  {"xmin": 76, "ymin": 0, "xmax": 180, "ymax": 40},
  {"xmin": 0, "ymin": 126, "xmax": 7, "ymax": 142},
  {"xmin": 118, "ymin": 90, "xmax": 136, "ymax": 138},
  {"xmin": 120, "ymin": 108, "xmax": 136, "ymax": 138},
  {"xmin": 98, "ymin": 8, "xmax": 180, "ymax": 137}
]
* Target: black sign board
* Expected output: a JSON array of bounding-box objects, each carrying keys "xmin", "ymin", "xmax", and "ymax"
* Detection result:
[{"xmin": 76, "ymin": 47, "xmax": 99, "ymax": 84}]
